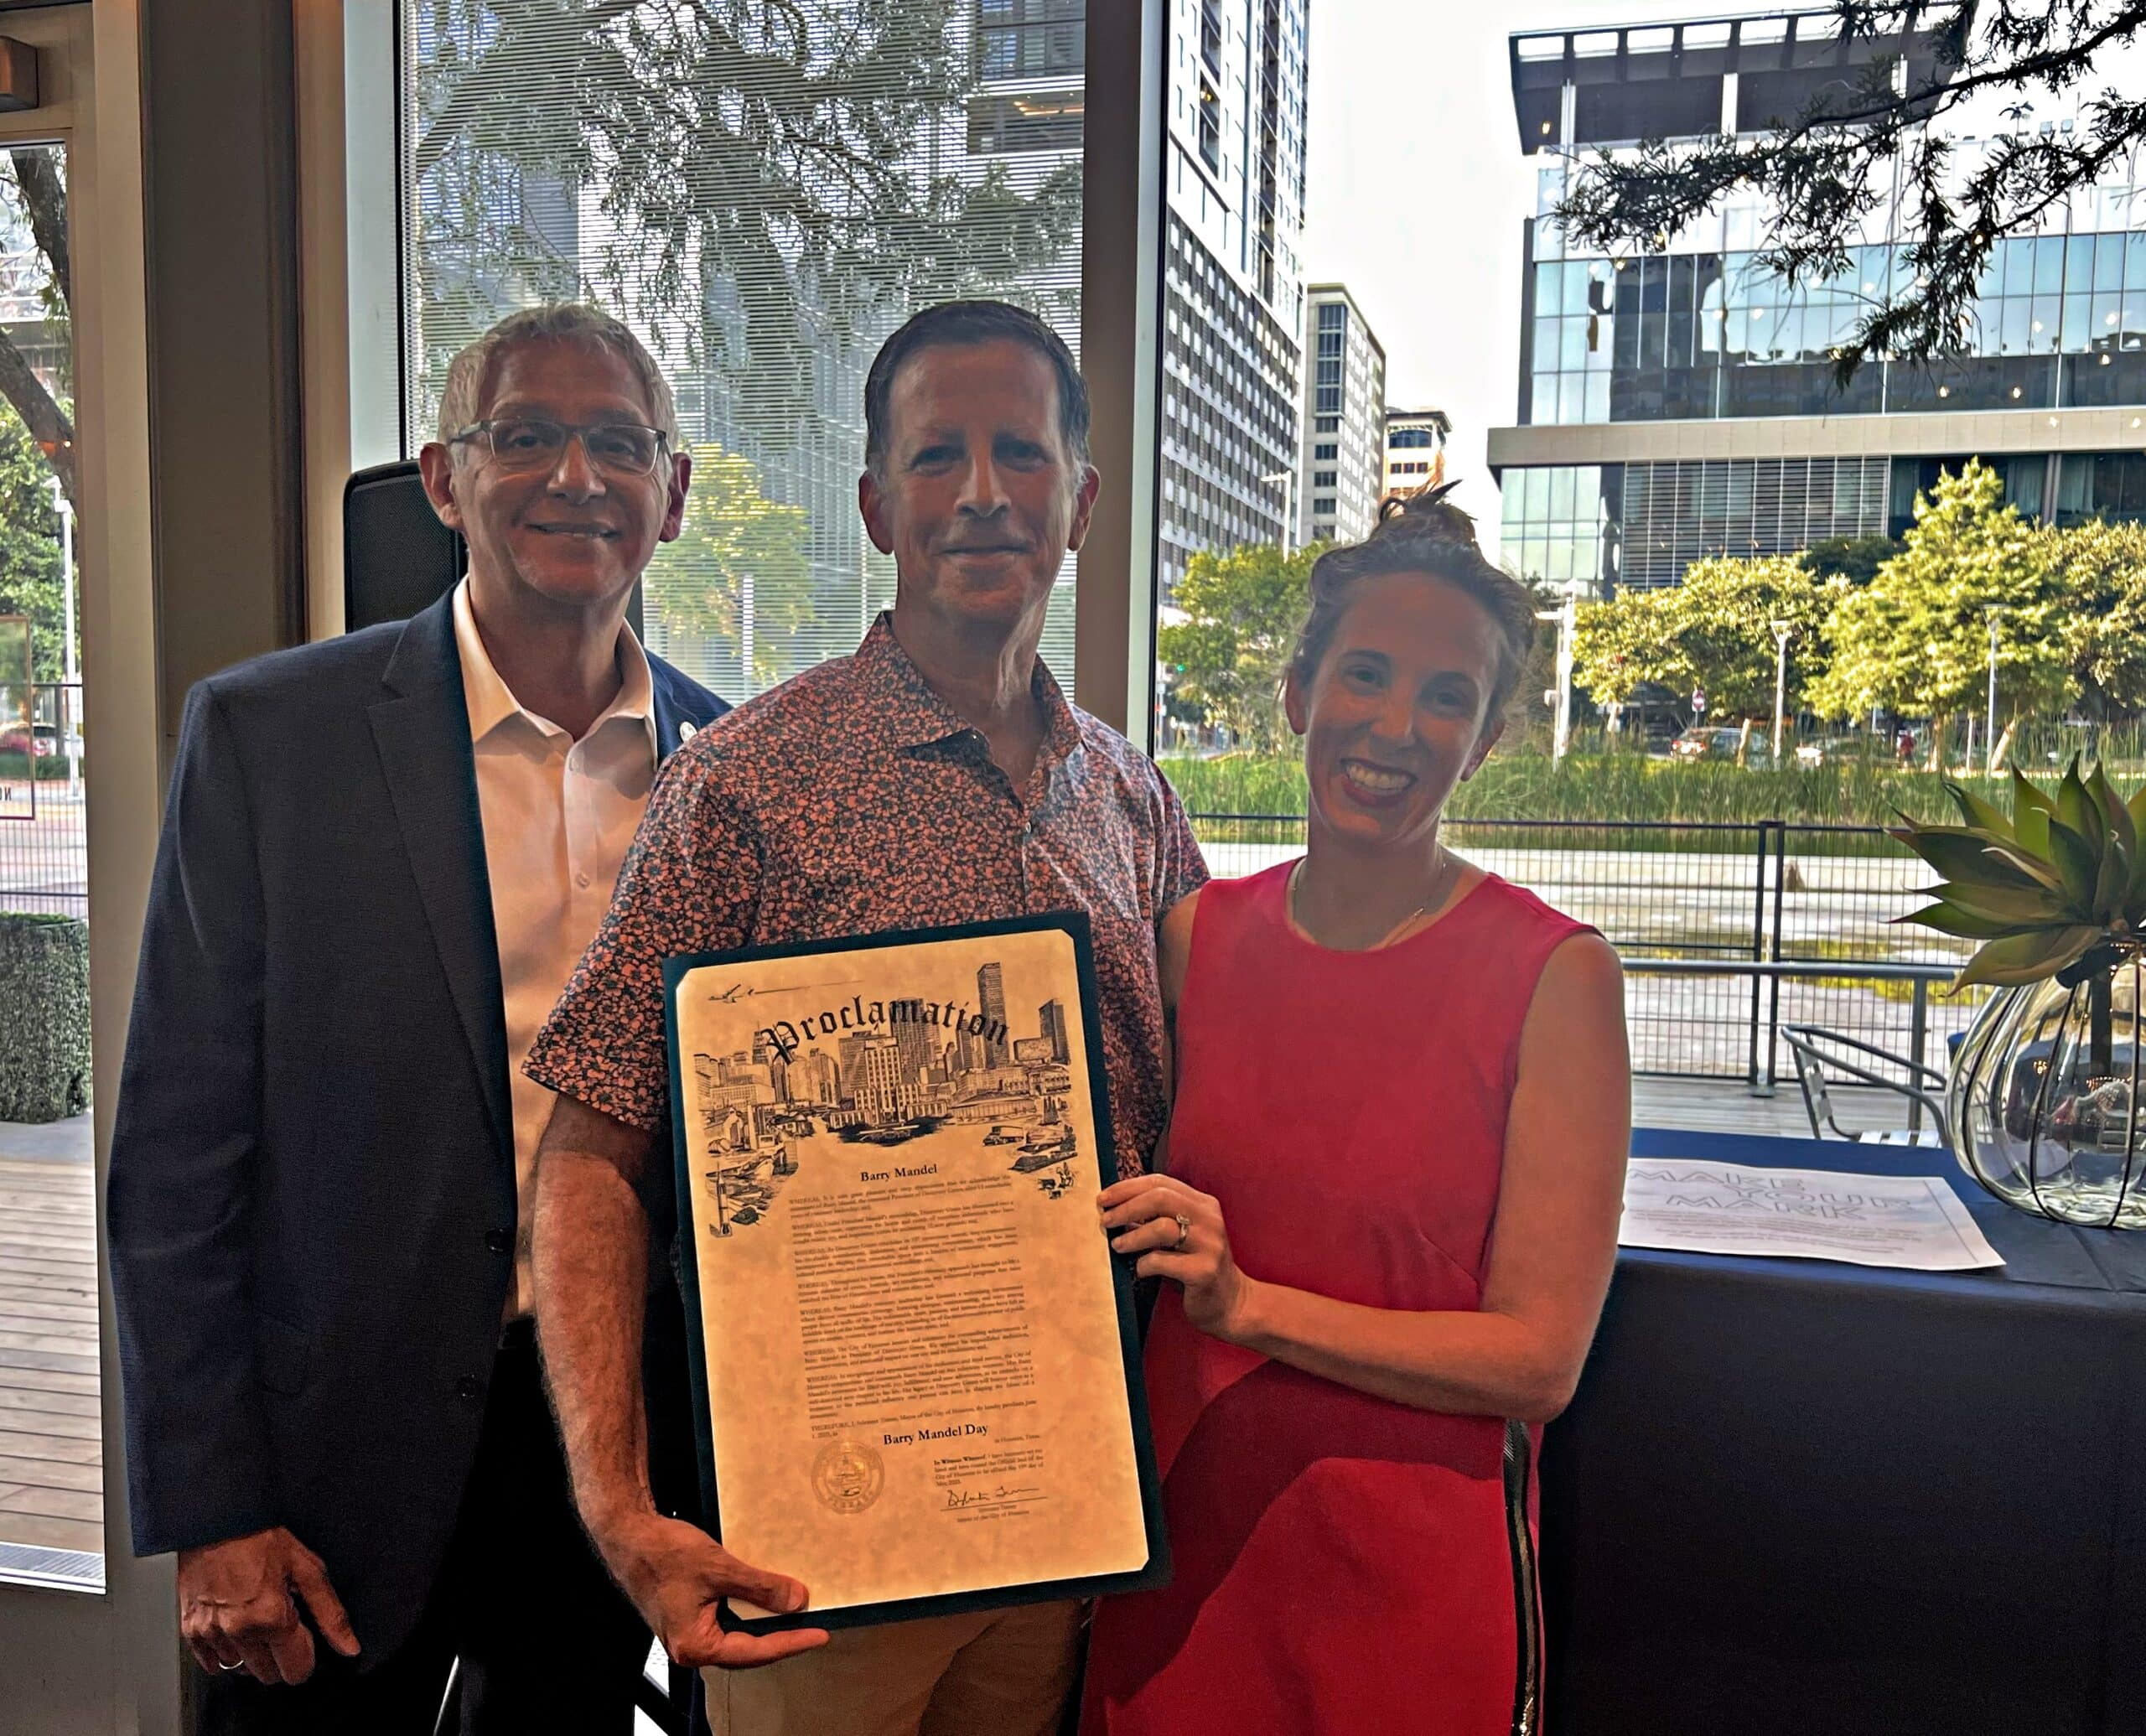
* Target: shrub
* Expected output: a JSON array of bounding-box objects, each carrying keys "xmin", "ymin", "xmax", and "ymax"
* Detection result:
[
  {"xmin": 0, "ymin": 751, "xmax": 76, "ymax": 781},
  {"xmin": 1158, "ymin": 749, "xmax": 2143, "ymax": 847},
  {"xmin": 0, "ymin": 912, "xmax": 90, "ymax": 1122}
]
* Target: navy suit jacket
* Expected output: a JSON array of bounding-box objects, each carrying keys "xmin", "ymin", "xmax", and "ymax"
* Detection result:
[{"xmin": 106, "ymin": 592, "xmax": 727, "ymax": 1659}]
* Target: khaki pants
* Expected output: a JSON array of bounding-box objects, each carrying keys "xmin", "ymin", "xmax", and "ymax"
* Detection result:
[{"xmin": 705, "ymin": 1598, "xmax": 1081, "ymax": 1736}]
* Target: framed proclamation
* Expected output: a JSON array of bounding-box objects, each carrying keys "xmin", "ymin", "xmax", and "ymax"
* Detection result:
[{"xmin": 662, "ymin": 912, "xmax": 1169, "ymax": 1634}]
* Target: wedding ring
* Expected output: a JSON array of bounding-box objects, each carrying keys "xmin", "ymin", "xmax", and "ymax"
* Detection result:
[{"xmin": 1172, "ymin": 1213, "xmax": 1192, "ymax": 1248}]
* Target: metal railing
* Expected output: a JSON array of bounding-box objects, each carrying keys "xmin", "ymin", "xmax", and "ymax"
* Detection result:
[
  {"xmin": 3, "ymin": 785, "xmax": 1984, "ymax": 1091},
  {"xmin": 1186, "ymin": 813, "xmax": 1983, "ymax": 1091},
  {"xmin": 1622, "ymin": 958, "xmax": 1961, "ymax": 1118},
  {"xmin": 0, "ymin": 681, "xmax": 85, "ymax": 920}
]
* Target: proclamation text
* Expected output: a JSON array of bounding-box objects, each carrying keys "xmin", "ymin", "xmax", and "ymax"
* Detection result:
[{"xmin": 667, "ymin": 922, "xmax": 1155, "ymax": 1626}]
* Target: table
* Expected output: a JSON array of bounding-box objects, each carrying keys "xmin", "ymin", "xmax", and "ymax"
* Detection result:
[{"xmin": 1540, "ymin": 1128, "xmax": 2146, "ymax": 1736}]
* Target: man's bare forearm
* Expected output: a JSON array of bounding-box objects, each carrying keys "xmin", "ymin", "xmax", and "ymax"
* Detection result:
[{"xmin": 531, "ymin": 1099, "xmax": 661, "ymax": 1543}]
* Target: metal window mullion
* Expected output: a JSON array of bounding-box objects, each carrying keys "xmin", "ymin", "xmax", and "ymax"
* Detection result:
[{"xmin": 1075, "ymin": 0, "xmax": 1165, "ymax": 745}]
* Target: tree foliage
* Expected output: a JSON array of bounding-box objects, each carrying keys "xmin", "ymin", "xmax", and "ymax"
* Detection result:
[
  {"xmin": 1556, "ymin": 2, "xmax": 2146, "ymax": 379},
  {"xmin": 643, "ymin": 442, "xmax": 811, "ymax": 689},
  {"xmin": 408, "ymin": 1, "xmax": 1082, "ymax": 441},
  {"xmin": 2042, "ymin": 516, "xmax": 2146, "ymax": 717},
  {"xmin": 1807, "ymin": 460, "xmax": 2070, "ymax": 726},
  {"xmin": 1573, "ymin": 553, "xmax": 1832, "ymax": 719},
  {"xmin": 1805, "ymin": 534, "xmax": 1904, "ymax": 584},
  {"xmin": 1158, "ymin": 542, "xmax": 1321, "ymax": 751},
  {"xmin": 0, "ymin": 388, "xmax": 66, "ymax": 682}
]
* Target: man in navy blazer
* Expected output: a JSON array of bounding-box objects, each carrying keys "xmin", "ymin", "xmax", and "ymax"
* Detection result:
[{"xmin": 108, "ymin": 305, "xmax": 728, "ymax": 1733}]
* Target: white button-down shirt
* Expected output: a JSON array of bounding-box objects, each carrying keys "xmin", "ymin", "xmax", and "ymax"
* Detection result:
[{"xmin": 453, "ymin": 578, "xmax": 657, "ymax": 1319}]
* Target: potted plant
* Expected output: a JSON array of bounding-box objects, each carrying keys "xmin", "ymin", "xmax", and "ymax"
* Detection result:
[{"xmin": 1891, "ymin": 760, "xmax": 2145, "ymax": 1228}]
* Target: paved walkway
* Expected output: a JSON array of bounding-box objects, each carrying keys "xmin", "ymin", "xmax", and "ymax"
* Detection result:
[{"xmin": 0, "ymin": 1113, "xmax": 99, "ymax": 1560}]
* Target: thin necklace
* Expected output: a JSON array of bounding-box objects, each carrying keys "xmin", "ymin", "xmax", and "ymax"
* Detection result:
[{"xmin": 1288, "ymin": 847, "xmax": 1457, "ymax": 951}]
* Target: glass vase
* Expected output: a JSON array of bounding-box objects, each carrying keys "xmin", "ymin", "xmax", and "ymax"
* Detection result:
[{"xmin": 1947, "ymin": 949, "xmax": 2145, "ymax": 1230}]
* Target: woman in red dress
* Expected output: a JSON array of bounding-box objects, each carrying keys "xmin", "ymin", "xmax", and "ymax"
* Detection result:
[{"xmin": 1082, "ymin": 487, "xmax": 1630, "ymax": 1736}]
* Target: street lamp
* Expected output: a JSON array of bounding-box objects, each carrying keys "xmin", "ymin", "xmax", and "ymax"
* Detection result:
[
  {"xmin": 1985, "ymin": 605, "xmax": 2010, "ymax": 777},
  {"xmin": 44, "ymin": 477, "xmax": 75, "ymax": 791},
  {"xmin": 1770, "ymin": 619, "xmax": 1794, "ymax": 766},
  {"xmin": 1259, "ymin": 469, "xmax": 1295, "ymax": 557},
  {"xmin": 1536, "ymin": 583, "xmax": 1583, "ymax": 764}
]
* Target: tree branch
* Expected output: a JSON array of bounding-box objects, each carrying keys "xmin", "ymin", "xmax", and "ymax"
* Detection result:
[
  {"xmin": 10, "ymin": 148, "xmax": 67, "ymax": 308},
  {"xmin": 412, "ymin": 0, "xmax": 643, "ymax": 179},
  {"xmin": 1556, "ymin": 2, "xmax": 2146, "ymax": 373},
  {"xmin": 0, "ymin": 332, "xmax": 73, "ymax": 505}
]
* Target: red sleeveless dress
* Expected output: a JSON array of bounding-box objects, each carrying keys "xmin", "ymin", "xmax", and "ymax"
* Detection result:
[{"xmin": 1082, "ymin": 863, "xmax": 1591, "ymax": 1736}]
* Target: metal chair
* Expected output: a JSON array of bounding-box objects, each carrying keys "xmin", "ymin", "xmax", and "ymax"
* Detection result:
[{"xmin": 1781, "ymin": 1024, "xmax": 1951, "ymax": 1149}]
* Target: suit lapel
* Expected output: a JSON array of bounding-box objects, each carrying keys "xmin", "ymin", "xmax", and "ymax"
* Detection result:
[
  {"xmin": 368, "ymin": 598, "xmax": 511, "ymax": 1159},
  {"xmin": 651, "ymin": 665, "xmax": 698, "ymax": 768}
]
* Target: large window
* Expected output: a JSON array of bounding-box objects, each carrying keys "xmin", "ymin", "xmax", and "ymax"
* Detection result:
[
  {"xmin": 0, "ymin": 137, "xmax": 99, "ymax": 1593},
  {"xmin": 401, "ymin": 0, "xmax": 1085, "ymax": 704}
]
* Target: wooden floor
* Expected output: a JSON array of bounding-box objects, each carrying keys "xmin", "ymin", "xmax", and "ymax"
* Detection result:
[{"xmin": 0, "ymin": 1152, "xmax": 101, "ymax": 1557}]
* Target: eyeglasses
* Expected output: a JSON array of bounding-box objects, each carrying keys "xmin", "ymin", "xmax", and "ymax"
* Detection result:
[{"xmin": 448, "ymin": 417, "xmax": 670, "ymax": 478}]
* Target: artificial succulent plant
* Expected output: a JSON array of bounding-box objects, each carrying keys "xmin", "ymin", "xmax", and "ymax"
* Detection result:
[{"xmin": 1889, "ymin": 758, "xmax": 2146, "ymax": 989}]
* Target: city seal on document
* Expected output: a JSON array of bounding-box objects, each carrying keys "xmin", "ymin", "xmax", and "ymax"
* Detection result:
[{"xmin": 811, "ymin": 1436, "xmax": 885, "ymax": 1514}]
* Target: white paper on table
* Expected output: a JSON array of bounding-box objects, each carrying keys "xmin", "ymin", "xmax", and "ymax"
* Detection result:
[{"xmin": 1618, "ymin": 1158, "xmax": 2004, "ymax": 1271}]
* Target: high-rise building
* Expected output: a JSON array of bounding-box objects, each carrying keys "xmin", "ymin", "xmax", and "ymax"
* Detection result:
[
  {"xmin": 961, "ymin": 1, "xmax": 1312, "ymax": 597},
  {"xmin": 1038, "ymin": 998, "xmax": 1070, "ymax": 1065},
  {"xmin": 976, "ymin": 962, "xmax": 1010, "ymax": 1068},
  {"xmin": 1158, "ymin": 0, "xmax": 1312, "ymax": 592},
  {"xmin": 889, "ymin": 1003, "xmax": 937, "ymax": 1094},
  {"xmin": 837, "ymin": 1029, "xmax": 874, "ymax": 1101},
  {"xmin": 793, "ymin": 1049, "xmax": 839, "ymax": 1106},
  {"xmin": 1490, "ymin": 11, "xmax": 2146, "ymax": 600},
  {"xmin": 1298, "ymin": 284, "xmax": 1387, "ymax": 546},
  {"xmin": 852, "ymin": 1035, "xmax": 910, "ymax": 1123},
  {"xmin": 1384, "ymin": 407, "xmax": 1450, "ymax": 500}
]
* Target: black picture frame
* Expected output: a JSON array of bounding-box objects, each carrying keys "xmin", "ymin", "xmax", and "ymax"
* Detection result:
[{"xmin": 661, "ymin": 909, "xmax": 1170, "ymax": 1634}]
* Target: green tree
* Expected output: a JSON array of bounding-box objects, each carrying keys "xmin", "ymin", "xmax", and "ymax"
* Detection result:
[
  {"xmin": 1805, "ymin": 536, "xmax": 1903, "ymax": 585},
  {"xmin": 1573, "ymin": 583, "xmax": 1676, "ymax": 710},
  {"xmin": 408, "ymin": 1, "xmax": 1082, "ymax": 443},
  {"xmin": 0, "ymin": 391, "xmax": 64, "ymax": 683},
  {"xmin": 1808, "ymin": 462, "xmax": 2069, "ymax": 747},
  {"xmin": 643, "ymin": 443, "xmax": 811, "ymax": 690},
  {"xmin": 1573, "ymin": 554, "xmax": 1830, "ymax": 719},
  {"xmin": 1158, "ymin": 542, "xmax": 1320, "ymax": 751},
  {"xmin": 2043, "ymin": 517, "xmax": 2146, "ymax": 719},
  {"xmin": 1555, "ymin": 3, "xmax": 2146, "ymax": 380}
]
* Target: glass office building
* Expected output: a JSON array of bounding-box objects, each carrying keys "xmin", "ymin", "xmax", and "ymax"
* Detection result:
[{"xmin": 1490, "ymin": 10, "xmax": 2146, "ymax": 594}]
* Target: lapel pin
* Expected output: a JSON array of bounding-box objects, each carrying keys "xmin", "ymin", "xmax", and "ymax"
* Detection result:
[{"xmin": 679, "ymin": 720, "xmax": 698, "ymax": 744}]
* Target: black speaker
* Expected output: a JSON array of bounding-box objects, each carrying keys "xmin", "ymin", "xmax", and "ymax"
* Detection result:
[{"xmin": 343, "ymin": 459, "xmax": 464, "ymax": 631}]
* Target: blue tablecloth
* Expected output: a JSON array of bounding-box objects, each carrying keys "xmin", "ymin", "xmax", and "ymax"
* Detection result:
[{"xmin": 1539, "ymin": 1128, "xmax": 2146, "ymax": 1735}]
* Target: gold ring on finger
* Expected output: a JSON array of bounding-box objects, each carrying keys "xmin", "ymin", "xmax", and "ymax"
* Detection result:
[{"xmin": 1172, "ymin": 1213, "xmax": 1192, "ymax": 1248}]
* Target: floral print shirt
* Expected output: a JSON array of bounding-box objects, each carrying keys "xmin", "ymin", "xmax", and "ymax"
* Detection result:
[{"xmin": 526, "ymin": 614, "xmax": 1207, "ymax": 1177}]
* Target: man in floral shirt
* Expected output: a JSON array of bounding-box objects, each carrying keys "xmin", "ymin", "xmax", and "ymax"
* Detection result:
[{"xmin": 524, "ymin": 300, "xmax": 1206, "ymax": 1733}]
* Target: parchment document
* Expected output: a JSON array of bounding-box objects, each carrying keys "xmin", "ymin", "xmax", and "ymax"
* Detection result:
[
  {"xmin": 1620, "ymin": 1158, "xmax": 2003, "ymax": 1271},
  {"xmin": 669, "ymin": 925, "xmax": 1152, "ymax": 1622}
]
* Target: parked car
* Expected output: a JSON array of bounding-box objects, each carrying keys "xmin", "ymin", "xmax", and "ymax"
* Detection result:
[
  {"xmin": 0, "ymin": 723, "xmax": 55, "ymax": 757},
  {"xmin": 1794, "ymin": 734, "xmax": 1865, "ymax": 768},
  {"xmin": 1669, "ymin": 726, "xmax": 1775, "ymax": 766}
]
